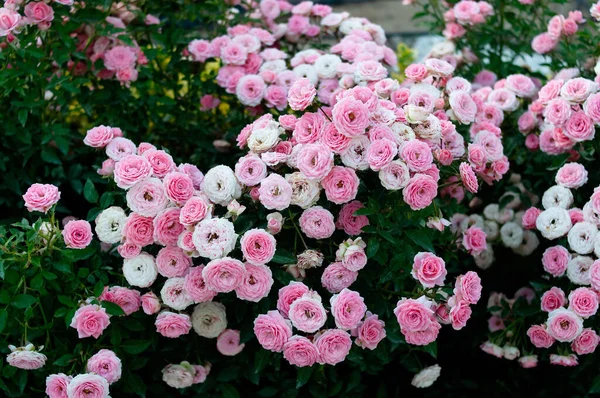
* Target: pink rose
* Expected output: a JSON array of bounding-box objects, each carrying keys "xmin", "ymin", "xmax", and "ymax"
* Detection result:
[
  {"xmin": 200, "ymin": 94, "xmax": 221, "ymax": 111},
  {"xmin": 6, "ymin": 346, "xmax": 46, "ymax": 370},
  {"xmin": 143, "ymin": 149, "xmax": 175, "ymax": 178},
  {"xmin": 235, "ymin": 263, "xmax": 274, "ymax": 302},
  {"xmin": 405, "ymin": 63, "xmax": 428, "ymax": 81},
  {"xmin": 314, "ymin": 329, "xmax": 352, "ymax": 365},
  {"xmin": 283, "ymin": 336, "xmax": 319, "ymax": 367},
  {"xmin": 86, "ymin": 349, "xmax": 122, "ymax": 384},
  {"xmin": 321, "ymin": 262, "xmax": 358, "ymax": 293},
  {"xmin": 98, "ymin": 286, "xmax": 141, "ymax": 316},
  {"xmin": 332, "ymin": 97, "xmax": 370, "ymax": 137},
  {"xmin": 340, "ymin": 244, "xmax": 367, "ymax": 272},
  {"xmin": 153, "ymin": 208, "xmax": 184, "ymax": 246},
  {"xmin": 84, "ymin": 126, "xmax": 117, "ymax": 148},
  {"xmin": 462, "ymin": 226, "xmax": 487, "ymax": 255},
  {"xmin": 411, "ymin": 252, "xmax": 447, "ymax": 288},
  {"xmin": 236, "ymin": 75, "xmax": 266, "ymax": 107},
  {"xmin": 123, "ymin": 213, "xmax": 154, "ymax": 247},
  {"xmin": 202, "ymin": 257, "xmax": 245, "ymax": 293},
  {"xmin": 254, "ymin": 310, "xmax": 293, "ymax": 352},
  {"xmin": 522, "ymin": 207, "xmax": 542, "ymax": 229},
  {"xmin": 23, "ymin": 183, "xmax": 60, "ymax": 213},
  {"xmin": 179, "ymin": 196, "xmax": 211, "ymax": 227},
  {"xmin": 549, "ymin": 354, "xmax": 578, "ymax": 367},
  {"xmin": 449, "ymin": 91, "xmax": 477, "ymax": 124},
  {"xmin": 156, "ymin": 246, "xmax": 192, "ymax": 278},
  {"xmin": 266, "ymin": 212, "xmax": 283, "ymax": 235},
  {"xmin": 403, "ymin": 174, "xmax": 438, "ymax": 211},
  {"xmin": 0, "ymin": 8, "xmax": 20, "ymax": 35},
  {"xmin": 527, "ymin": 324, "xmax": 555, "ymax": 348},
  {"xmin": 296, "ymin": 143, "xmax": 334, "ymax": 181},
  {"xmin": 449, "ymin": 300, "xmax": 472, "ymax": 330},
  {"xmin": 62, "ymin": 220, "xmax": 93, "ymax": 249},
  {"xmin": 258, "ymin": 174, "xmax": 293, "ymax": 210},
  {"xmin": 217, "ymin": 329, "xmax": 245, "ymax": 356},
  {"xmin": 541, "ymin": 287, "xmax": 566, "ymax": 312},
  {"xmin": 288, "ymin": 78, "xmax": 316, "ymax": 111},
  {"xmin": 480, "ymin": 341, "xmax": 503, "ymax": 358},
  {"xmin": 454, "ymin": 271, "xmax": 482, "ymax": 304},
  {"xmin": 70, "ymin": 304, "xmax": 110, "ymax": 339},
  {"xmin": 141, "ymin": 292, "xmax": 161, "ymax": 315},
  {"xmin": 394, "ymin": 296, "xmax": 436, "ymax": 333},
  {"xmin": 584, "ymin": 93, "xmax": 600, "ymax": 123},
  {"xmin": 564, "ymin": 111, "xmax": 595, "ymax": 142},
  {"xmin": 544, "ymin": 99, "xmax": 572, "ymax": 126},
  {"xmin": 178, "ymin": 163, "xmax": 204, "ymax": 189},
  {"xmin": 66, "ymin": 374, "xmax": 110, "ymax": 398},
  {"xmin": 277, "ymin": 282, "xmax": 309, "ymax": 318},
  {"xmin": 126, "ymin": 178, "xmax": 168, "ymax": 217},
  {"xmin": 240, "ymin": 229, "xmax": 276, "ymax": 265},
  {"xmin": 330, "ymin": 288, "xmax": 367, "ymax": 330},
  {"xmin": 459, "ymin": 162, "xmax": 478, "ymax": 193},
  {"xmin": 163, "ymin": 172, "xmax": 194, "ymax": 205},
  {"xmin": 336, "ymin": 200, "xmax": 369, "ymax": 235},
  {"xmin": 24, "ymin": 1, "xmax": 54, "ymax": 23},
  {"xmin": 321, "ymin": 166, "xmax": 359, "ymax": 204},
  {"xmin": 367, "ymin": 138, "xmax": 397, "ymax": 171},
  {"xmin": 400, "ymin": 140, "xmax": 433, "ymax": 172},
  {"xmin": 355, "ymin": 312, "xmax": 386, "ymax": 350},
  {"xmin": 531, "ymin": 32, "xmax": 558, "ymax": 54},
  {"xmin": 184, "ymin": 266, "xmax": 217, "ymax": 303},
  {"xmin": 546, "ymin": 308, "xmax": 584, "ymax": 342},
  {"xmin": 542, "ymin": 245, "xmax": 570, "ymax": 276},
  {"xmin": 591, "ymin": 260, "xmax": 600, "ymax": 291},
  {"xmin": 45, "ymin": 374, "xmax": 72, "ymax": 398},
  {"xmin": 113, "ymin": 154, "xmax": 152, "ymax": 189},
  {"xmin": 571, "ymin": 328, "xmax": 600, "ymax": 355},
  {"xmin": 104, "ymin": 46, "xmax": 136, "ymax": 71},
  {"xmin": 299, "ymin": 206, "xmax": 335, "ymax": 239},
  {"xmin": 568, "ymin": 287, "xmax": 599, "ymax": 318},
  {"xmin": 288, "ymin": 292, "xmax": 327, "ymax": 333}
]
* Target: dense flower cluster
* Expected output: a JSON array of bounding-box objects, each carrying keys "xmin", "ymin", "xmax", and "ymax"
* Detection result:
[
  {"xmin": 0, "ymin": 0, "xmax": 65, "ymax": 39},
  {"xmin": 531, "ymin": 11, "xmax": 586, "ymax": 54},
  {"xmin": 188, "ymin": 0, "xmax": 396, "ymax": 112},
  {"xmin": 450, "ymin": 174, "xmax": 541, "ymax": 269}
]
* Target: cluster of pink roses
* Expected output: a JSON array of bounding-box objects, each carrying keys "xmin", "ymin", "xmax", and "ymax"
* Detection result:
[
  {"xmin": 449, "ymin": 174, "xmax": 541, "ymax": 269},
  {"xmin": 441, "ymin": 0, "xmax": 494, "ymax": 40},
  {"xmin": 188, "ymin": 0, "xmax": 396, "ymax": 111},
  {"xmin": 254, "ymin": 283, "xmax": 385, "ymax": 366},
  {"xmin": 395, "ymin": 268, "xmax": 482, "ymax": 345},
  {"xmin": 0, "ymin": 0, "xmax": 64, "ymax": 40},
  {"xmin": 483, "ymin": 163, "xmax": 600, "ymax": 367},
  {"xmin": 531, "ymin": 11, "xmax": 586, "ymax": 54},
  {"xmin": 44, "ymin": 349, "xmax": 122, "ymax": 398},
  {"xmin": 161, "ymin": 361, "xmax": 210, "ymax": 389},
  {"xmin": 516, "ymin": 75, "xmax": 599, "ymax": 156}
]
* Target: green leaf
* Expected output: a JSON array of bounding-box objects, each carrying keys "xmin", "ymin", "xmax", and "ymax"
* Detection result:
[
  {"xmin": 101, "ymin": 301, "xmax": 125, "ymax": 316},
  {"xmin": 58, "ymin": 295, "xmax": 76, "ymax": 307},
  {"xmin": 407, "ymin": 230, "xmax": 435, "ymax": 252},
  {"xmin": 220, "ymin": 384, "xmax": 240, "ymax": 398},
  {"xmin": 258, "ymin": 387, "xmax": 278, "ymax": 397},
  {"xmin": 254, "ymin": 349, "xmax": 271, "ymax": 374},
  {"xmin": 379, "ymin": 230, "xmax": 397, "ymax": 244},
  {"xmin": 53, "ymin": 354, "xmax": 75, "ymax": 366},
  {"xmin": 17, "ymin": 109, "xmax": 28, "ymax": 127},
  {"xmin": 99, "ymin": 192, "xmax": 114, "ymax": 208},
  {"xmin": 420, "ymin": 341, "xmax": 437, "ymax": 358},
  {"xmin": 296, "ymin": 366, "xmax": 313, "ymax": 389},
  {"xmin": 272, "ymin": 248, "xmax": 296, "ymax": 265},
  {"xmin": 125, "ymin": 373, "xmax": 147, "ymax": 397},
  {"xmin": 11, "ymin": 294, "xmax": 37, "ymax": 309},
  {"xmin": 94, "ymin": 281, "xmax": 105, "ymax": 297},
  {"xmin": 590, "ymin": 375, "xmax": 600, "ymax": 393},
  {"xmin": 366, "ymin": 239, "xmax": 379, "ymax": 258},
  {"xmin": 0, "ymin": 309, "xmax": 8, "ymax": 333},
  {"xmin": 121, "ymin": 339, "xmax": 151, "ymax": 355},
  {"xmin": 83, "ymin": 179, "xmax": 99, "ymax": 203}
]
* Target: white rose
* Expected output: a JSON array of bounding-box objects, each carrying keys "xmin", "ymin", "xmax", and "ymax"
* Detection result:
[
  {"xmin": 500, "ymin": 222, "xmax": 524, "ymax": 248},
  {"xmin": 162, "ymin": 363, "xmax": 195, "ymax": 389},
  {"xmin": 293, "ymin": 64, "xmax": 318, "ymax": 86},
  {"xmin": 259, "ymin": 60, "xmax": 286, "ymax": 74},
  {"xmin": 95, "ymin": 206, "xmax": 127, "ymax": 244},
  {"xmin": 314, "ymin": 54, "xmax": 341, "ymax": 79},
  {"xmin": 286, "ymin": 172, "xmax": 320, "ymax": 209},
  {"xmin": 542, "ymin": 185, "xmax": 573, "ymax": 210},
  {"xmin": 513, "ymin": 230, "xmax": 539, "ymax": 256},
  {"xmin": 191, "ymin": 302, "xmax": 227, "ymax": 338},
  {"xmin": 502, "ymin": 345, "xmax": 520, "ymax": 360},
  {"xmin": 404, "ymin": 104, "xmax": 430, "ymax": 123},
  {"xmin": 483, "ymin": 220, "xmax": 499, "ymax": 241},
  {"xmin": 123, "ymin": 252, "xmax": 158, "ymax": 288},
  {"xmin": 248, "ymin": 123, "xmax": 281, "ymax": 153},
  {"xmin": 365, "ymin": 23, "xmax": 386, "ymax": 45},
  {"xmin": 583, "ymin": 202, "xmax": 600, "ymax": 226},
  {"xmin": 413, "ymin": 114, "xmax": 441, "ymax": 141},
  {"xmin": 567, "ymin": 221, "xmax": 598, "ymax": 254},
  {"xmin": 429, "ymin": 41, "xmax": 456, "ymax": 57},
  {"xmin": 460, "ymin": 214, "xmax": 485, "ymax": 231},
  {"xmin": 201, "ymin": 165, "xmax": 241, "ymax": 206},
  {"xmin": 411, "ymin": 364, "xmax": 441, "ymax": 389},
  {"xmin": 483, "ymin": 204, "xmax": 500, "ymax": 221},
  {"xmin": 390, "ymin": 123, "xmax": 416, "ymax": 145},
  {"xmin": 161, "ymin": 277, "xmax": 194, "ymax": 310},
  {"xmin": 339, "ymin": 17, "xmax": 363, "ymax": 34},
  {"xmin": 594, "ymin": 234, "xmax": 600, "ymax": 258},
  {"xmin": 473, "ymin": 247, "xmax": 495, "ymax": 270},
  {"xmin": 379, "ymin": 160, "xmax": 410, "ymax": 190},
  {"xmin": 566, "ymin": 256, "xmax": 594, "ymax": 285},
  {"xmin": 192, "ymin": 218, "xmax": 238, "ymax": 260},
  {"xmin": 536, "ymin": 207, "xmax": 572, "ymax": 240},
  {"xmin": 341, "ymin": 136, "xmax": 370, "ymax": 170}
]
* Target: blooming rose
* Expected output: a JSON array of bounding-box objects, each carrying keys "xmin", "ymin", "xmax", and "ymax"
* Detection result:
[
  {"xmin": 314, "ymin": 329, "xmax": 352, "ymax": 365},
  {"xmin": 411, "ymin": 252, "xmax": 447, "ymax": 288},
  {"xmin": 184, "ymin": 266, "xmax": 217, "ymax": 303},
  {"xmin": 156, "ymin": 246, "xmax": 192, "ymax": 278},
  {"xmin": 336, "ymin": 201, "xmax": 370, "ymax": 235},
  {"xmin": 70, "ymin": 304, "xmax": 110, "ymax": 339},
  {"xmin": 556, "ymin": 163, "xmax": 588, "ymax": 188},
  {"xmin": 288, "ymin": 78, "xmax": 316, "ymax": 110},
  {"xmin": 321, "ymin": 166, "xmax": 359, "ymax": 204},
  {"xmin": 527, "ymin": 324, "xmax": 555, "ymax": 348},
  {"xmin": 216, "ymin": 329, "xmax": 245, "ymax": 356},
  {"xmin": 546, "ymin": 308, "xmax": 584, "ymax": 342},
  {"xmin": 66, "ymin": 374, "xmax": 110, "ymax": 398},
  {"xmin": 288, "ymin": 292, "xmax": 327, "ymax": 333},
  {"xmin": 259, "ymin": 174, "xmax": 293, "ymax": 210},
  {"xmin": 123, "ymin": 252, "xmax": 158, "ymax": 288},
  {"xmin": 282, "ymin": 335, "xmax": 319, "ymax": 367},
  {"xmin": 126, "ymin": 178, "xmax": 168, "ymax": 217},
  {"xmin": 155, "ymin": 312, "xmax": 192, "ymax": 338},
  {"xmin": 411, "ymin": 364, "xmax": 441, "ymax": 388},
  {"xmin": 355, "ymin": 312, "xmax": 386, "ymax": 350},
  {"xmin": 254, "ymin": 310, "xmax": 293, "ymax": 352},
  {"xmin": 141, "ymin": 292, "xmax": 161, "ymax": 315},
  {"xmin": 454, "ymin": 271, "xmax": 482, "ymax": 304},
  {"xmin": 6, "ymin": 345, "xmax": 46, "ymax": 370},
  {"xmin": 86, "ymin": 349, "xmax": 122, "ymax": 384},
  {"xmin": 202, "ymin": 257, "xmax": 245, "ymax": 293},
  {"xmin": 572, "ymin": 328, "xmax": 600, "ymax": 355},
  {"xmin": 201, "ymin": 165, "xmax": 241, "ymax": 206},
  {"xmin": 160, "ymin": 277, "xmax": 193, "ymax": 311},
  {"xmin": 542, "ymin": 245, "xmax": 570, "ymax": 276},
  {"xmin": 462, "ymin": 226, "xmax": 487, "ymax": 255},
  {"xmin": 23, "ymin": 183, "xmax": 60, "ymax": 213},
  {"xmin": 541, "ymin": 287, "xmax": 566, "ymax": 312},
  {"xmin": 193, "ymin": 218, "xmax": 238, "ymax": 260},
  {"xmin": 240, "ymin": 229, "xmax": 276, "ymax": 265},
  {"xmin": 403, "ymin": 174, "xmax": 438, "ymax": 211},
  {"xmin": 299, "ymin": 206, "xmax": 335, "ymax": 239},
  {"xmin": 191, "ymin": 302, "xmax": 227, "ymax": 338},
  {"xmin": 568, "ymin": 287, "xmax": 599, "ymax": 318},
  {"xmin": 161, "ymin": 363, "xmax": 195, "ymax": 389},
  {"xmin": 333, "ymin": 97, "xmax": 370, "ymax": 137},
  {"xmin": 330, "ymin": 288, "xmax": 367, "ymax": 330},
  {"xmin": 62, "ymin": 220, "xmax": 93, "ymax": 249},
  {"xmin": 45, "ymin": 373, "xmax": 72, "ymax": 398},
  {"xmin": 235, "ymin": 263, "xmax": 274, "ymax": 302}
]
